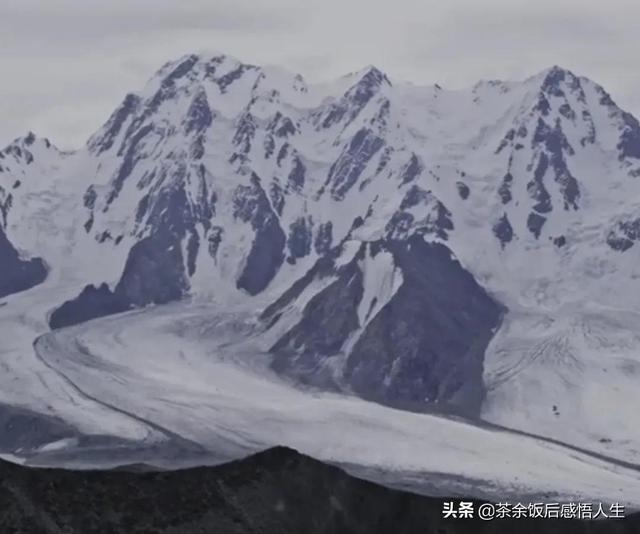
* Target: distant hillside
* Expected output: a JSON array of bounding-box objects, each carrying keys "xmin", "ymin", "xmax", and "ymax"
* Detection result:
[{"xmin": 0, "ymin": 446, "xmax": 636, "ymax": 533}]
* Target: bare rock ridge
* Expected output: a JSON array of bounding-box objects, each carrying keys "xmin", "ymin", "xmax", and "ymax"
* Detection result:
[{"xmin": 0, "ymin": 446, "xmax": 636, "ymax": 533}]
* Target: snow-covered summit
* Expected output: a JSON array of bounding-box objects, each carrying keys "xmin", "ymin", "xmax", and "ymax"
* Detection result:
[{"xmin": 4, "ymin": 54, "xmax": 640, "ymax": 311}]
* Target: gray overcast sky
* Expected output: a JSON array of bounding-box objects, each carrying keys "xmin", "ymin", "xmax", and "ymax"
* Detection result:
[{"xmin": 1, "ymin": 0, "xmax": 639, "ymax": 149}]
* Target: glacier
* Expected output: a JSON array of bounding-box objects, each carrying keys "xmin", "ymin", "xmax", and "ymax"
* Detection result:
[{"xmin": 1, "ymin": 53, "xmax": 640, "ymax": 505}]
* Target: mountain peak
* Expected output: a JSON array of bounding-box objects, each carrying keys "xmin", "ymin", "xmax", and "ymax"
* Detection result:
[
  {"xmin": 1, "ymin": 133, "xmax": 58, "ymax": 165},
  {"xmin": 542, "ymin": 64, "xmax": 575, "ymax": 78},
  {"xmin": 143, "ymin": 53, "xmax": 259, "ymax": 99},
  {"xmin": 351, "ymin": 65, "xmax": 391, "ymax": 88},
  {"xmin": 5, "ymin": 132, "xmax": 53, "ymax": 150},
  {"xmin": 535, "ymin": 65, "xmax": 583, "ymax": 97}
]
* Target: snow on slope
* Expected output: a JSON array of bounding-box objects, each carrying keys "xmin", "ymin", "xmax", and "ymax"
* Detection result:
[
  {"xmin": 2, "ymin": 54, "xmax": 640, "ymax": 499},
  {"xmin": 483, "ymin": 303, "xmax": 640, "ymax": 465}
]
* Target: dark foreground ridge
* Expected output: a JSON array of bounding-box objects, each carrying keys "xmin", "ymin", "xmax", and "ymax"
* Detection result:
[{"xmin": 0, "ymin": 446, "xmax": 637, "ymax": 533}]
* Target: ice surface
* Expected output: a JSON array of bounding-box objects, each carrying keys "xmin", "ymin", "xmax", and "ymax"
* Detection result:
[{"xmin": 13, "ymin": 301, "xmax": 640, "ymax": 507}]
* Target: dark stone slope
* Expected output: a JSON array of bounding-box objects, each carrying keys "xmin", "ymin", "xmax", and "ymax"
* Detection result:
[
  {"xmin": 50, "ymin": 186, "xmax": 195, "ymax": 329},
  {"xmin": 0, "ymin": 225, "xmax": 47, "ymax": 299},
  {"xmin": 0, "ymin": 446, "xmax": 636, "ymax": 533},
  {"xmin": 345, "ymin": 238, "xmax": 504, "ymax": 416},
  {"xmin": 268, "ymin": 237, "xmax": 504, "ymax": 416}
]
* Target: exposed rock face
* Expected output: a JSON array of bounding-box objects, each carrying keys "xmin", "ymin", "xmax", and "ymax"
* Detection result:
[
  {"xmin": 88, "ymin": 93, "xmax": 141, "ymax": 155},
  {"xmin": 498, "ymin": 173, "xmax": 513, "ymax": 204},
  {"xmin": 527, "ymin": 212, "xmax": 547, "ymax": 239},
  {"xmin": 287, "ymin": 216, "xmax": 313, "ymax": 262},
  {"xmin": 314, "ymin": 221, "xmax": 333, "ymax": 255},
  {"xmin": 493, "ymin": 214, "xmax": 514, "ymax": 248},
  {"xmin": 607, "ymin": 217, "xmax": 640, "ymax": 251},
  {"xmin": 270, "ymin": 252, "xmax": 364, "ymax": 388},
  {"xmin": 531, "ymin": 118, "xmax": 580, "ymax": 211},
  {"xmin": 0, "ymin": 447, "xmax": 635, "ymax": 533},
  {"xmin": 527, "ymin": 152, "xmax": 553, "ymax": 214},
  {"xmin": 618, "ymin": 111, "xmax": 640, "ymax": 160},
  {"xmin": 266, "ymin": 237, "xmax": 503, "ymax": 415},
  {"xmin": 387, "ymin": 186, "xmax": 453, "ymax": 240},
  {"xmin": 51, "ymin": 186, "xmax": 197, "ymax": 328},
  {"xmin": 317, "ymin": 66, "xmax": 390, "ymax": 130},
  {"xmin": 0, "ymin": 226, "xmax": 47, "ymax": 299},
  {"xmin": 233, "ymin": 174, "xmax": 287, "ymax": 295},
  {"xmin": 456, "ymin": 180, "xmax": 470, "ymax": 199},
  {"xmin": 49, "ymin": 283, "xmax": 128, "ymax": 329},
  {"xmin": 324, "ymin": 128, "xmax": 385, "ymax": 200},
  {"xmin": 344, "ymin": 238, "xmax": 503, "ymax": 415}
]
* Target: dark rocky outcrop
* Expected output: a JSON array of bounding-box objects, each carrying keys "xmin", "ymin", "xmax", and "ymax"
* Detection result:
[
  {"xmin": 498, "ymin": 173, "xmax": 513, "ymax": 204},
  {"xmin": 344, "ymin": 237, "xmax": 503, "ymax": 416},
  {"xmin": 268, "ymin": 112, "xmax": 297, "ymax": 138},
  {"xmin": 267, "ymin": 237, "xmax": 503, "ymax": 416},
  {"xmin": 88, "ymin": 93, "xmax": 141, "ymax": 155},
  {"xmin": 216, "ymin": 63, "xmax": 257, "ymax": 93},
  {"xmin": 400, "ymin": 153, "xmax": 423, "ymax": 184},
  {"xmin": 207, "ymin": 226, "xmax": 224, "ymax": 258},
  {"xmin": 269, "ymin": 182, "xmax": 285, "ymax": 216},
  {"xmin": 314, "ymin": 222, "xmax": 333, "ymax": 255},
  {"xmin": 493, "ymin": 214, "xmax": 514, "ymax": 248},
  {"xmin": 607, "ymin": 218, "xmax": 640, "ymax": 251},
  {"xmin": 49, "ymin": 283, "xmax": 128, "ymax": 329},
  {"xmin": 287, "ymin": 156, "xmax": 306, "ymax": 192},
  {"xmin": 527, "ymin": 212, "xmax": 547, "ymax": 239},
  {"xmin": 184, "ymin": 89, "xmax": 213, "ymax": 135},
  {"xmin": 145, "ymin": 55, "xmax": 199, "ymax": 118},
  {"xmin": 386, "ymin": 187, "xmax": 453, "ymax": 241},
  {"xmin": 270, "ymin": 250, "xmax": 364, "ymax": 388},
  {"xmin": 234, "ymin": 174, "xmax": 287, "ymax": 295},
  {"xmin": 0, "ymin": 446, "xmax": 634, "ymax": 533},
  {"xmin": 456, "ymin": 181, "xmax": 470, "ymax": 200},
  {"xmin": 324, "ymin": 128, "xmax": 384, "ymax": 200},
  {"xmin": 51, "ymin": 186, "xmax": 199, "ymax": 329},
  {"xmin": 233, "ymin": 112, "xmax": 257, "ymax": 155},
  {"xmin": 107, "ymin": 123, "xmax": 155, "ymax": 207},
  {"xmin": 527, "ymin": 153, "xmax": 553, "ymax": 214},
  {"xmin": 50, "ymin": 227, "xmax": 189, "ymax": 330},
  {"xmin": 319, "ymin": 67, "xmax": 390, "ymax": 130},
  {"xmin": 287, "ymin": 217, "xmax": 313, "ymax": 262},
  {"xmin": 532, "ymin": 119, "xmax": 580, "ymax": 211},
  {"xmin": 116, "ymin": 230, "xmax": 189, "ymax": 307},
  {"xmin": 617, "ymin": 111, "xmax": 640, "ymax": 161},
  {"xmin": 52, "ymin": 164, "xmax": 285, "ymax": 328},
  {"xmin": 553, "ymin": 235, "xmax": 566, "ymax": 248},
  {"xmin": 0, "ymin": 226, "xmax": 47, "ymax": 299}
]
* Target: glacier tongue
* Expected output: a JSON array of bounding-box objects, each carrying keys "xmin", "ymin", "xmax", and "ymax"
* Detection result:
[{"xmin": 22, "ymin": 301, "xmax": 640, "ymax": 508}]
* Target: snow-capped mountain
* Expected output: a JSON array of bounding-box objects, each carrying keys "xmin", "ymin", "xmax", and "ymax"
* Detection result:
[{"xmin": 2, "ymin": 53, "xmax": 640, "ymax": 501}]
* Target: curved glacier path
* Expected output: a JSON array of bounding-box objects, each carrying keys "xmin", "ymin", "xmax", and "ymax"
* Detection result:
[
  {"xmin": 32, "ymin": 335, "xmax": 211, "ymax": 467},
  {"xmin": 22, "ymin": 302, "xmax": 640, "ymax": 508}
]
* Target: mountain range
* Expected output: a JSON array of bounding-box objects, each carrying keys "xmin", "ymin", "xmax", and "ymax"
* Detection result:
[{"xmin": 1, "ymin": 53, "xmax": 640, "ymax": 506}]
